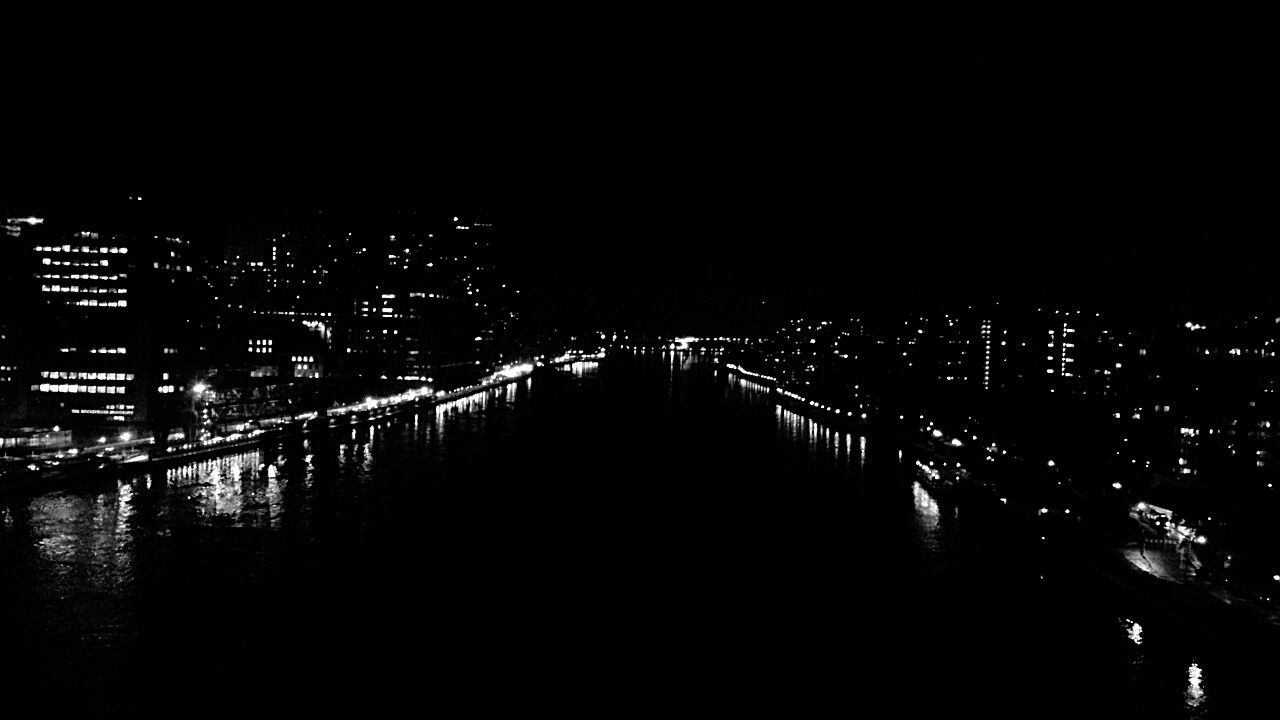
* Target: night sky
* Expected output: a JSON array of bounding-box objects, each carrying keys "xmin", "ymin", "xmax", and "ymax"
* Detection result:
[{"xmin": 5, "ymin": 13, "xmax": 1280, "ymax": 330}]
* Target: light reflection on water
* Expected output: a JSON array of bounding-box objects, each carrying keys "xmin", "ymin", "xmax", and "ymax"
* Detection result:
[
  {"xmin": 30, "ymin": 491, "xmax": 134, "ymax": 586},
  {"xmin": 1187, "ymin": 662, "xmax": 1206, "ymax": 709},
  {"xmin": 776, "ymin": 404, "xmax": 855, "ymax": 467},
  {"xmin": 912, "ymin": 480, "xmax": 940, "ymax": 528},
  {"xmin": 910, "ymin": 479, "xmax": 949, "ymax": 562},
  {"xmin": 0, "ymin": 355, "xmax": 1251, "ymax": 715},
  {"xmin": 568, "ymin": 360, "xmax": 598, "ymax": 377},
  {"xmin": 729, "ymin": 362, "xmax": 1227, "ymax": 718},
  {"xmin": 1122, "ymin": 617, "xmax": 1144, "ymax": 646}
]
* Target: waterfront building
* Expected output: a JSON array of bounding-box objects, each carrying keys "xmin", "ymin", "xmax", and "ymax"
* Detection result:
[
  {"xmin": 218, "ymin": 214, "xmax": 522, "ymax": 387},
  {"xmin": 2, "ymin": 211, "xmax": 205, "ymax": 441}
]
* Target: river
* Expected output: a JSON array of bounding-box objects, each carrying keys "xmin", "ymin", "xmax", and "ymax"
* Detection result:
[{"xmin": 0, "ymin": 352, "xmax": 1272, "ymax": 715}]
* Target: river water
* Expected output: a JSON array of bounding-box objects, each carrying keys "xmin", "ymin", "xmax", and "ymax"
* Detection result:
[{"xmin": 0, "ymin": 352, "xmax": 1272, "ymax": 715}]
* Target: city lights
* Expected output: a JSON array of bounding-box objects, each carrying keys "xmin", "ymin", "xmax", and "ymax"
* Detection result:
[{"xmin": 0, "ymin": 40, "xmax": 1277, "ymax": 714}]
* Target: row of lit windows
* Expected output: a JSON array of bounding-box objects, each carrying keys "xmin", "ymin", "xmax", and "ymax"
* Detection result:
[
  {"xmin": 73, "ymin": 299, "xmax": 128, "ymax": 308},
  {"xmin": 157, "ymin": 384, "xmax": 177, "ymax": 393},
  {"xmin": 291, "ymin": 355, "xmax": 316, "ymax": 362},
  {"xmin": 41, "ymin": 371, "xmax": 135, "ymax": 381},
  {"xmin": 361, "ymin": 292, "xmax": 448, "ymax": 303},
  {"xmin": 35, "ymin": 245, "xmax": 128, "ymax": 254},
  {"xmin": 38, "ymin": 273, "xmax": 125, "ymax": 282},
  {"xmin": 42, "ymin": 285, "xmax": 128, "ymax": 294},
  {"xmin": 32, "ymin": 384, "xmax": 128, "ymax": 394},
  {"xmin": 246, "ymin": 310, "xmax": 335, "ymax": 318},
  {"xmin": 42, "ymin": 258, "xmax": 109, "ymax": 267}
]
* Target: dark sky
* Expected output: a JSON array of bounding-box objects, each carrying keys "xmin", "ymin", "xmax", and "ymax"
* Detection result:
[{"xmin": 5, "ymin": 13, "xmax": 1280, "ymax": 330}]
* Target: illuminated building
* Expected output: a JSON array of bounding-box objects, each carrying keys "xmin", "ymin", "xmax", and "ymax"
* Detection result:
[
  {"xmin": 213, "ymin": 215, "xmax": 521, "ymax": 387},
  {"xmin": 3, "ymin": 213, "xmax": 205, "ymax": 440},
  {"xmin": 334, "ymin": 215, "xmax": 521, "ymax": 384},
  {"xmin": 216, "ymin": 229, "xmax": 339, "ymax": 381}
]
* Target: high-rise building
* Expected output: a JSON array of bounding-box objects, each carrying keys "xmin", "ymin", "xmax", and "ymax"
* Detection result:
[{"xmin": 3, "ymin": 213, "xmax": 205, "ymax": 440}]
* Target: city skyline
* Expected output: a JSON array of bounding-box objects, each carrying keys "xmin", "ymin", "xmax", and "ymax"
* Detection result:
[
  {"xmin": 8, "ymin": 18, "xmax": 1280, "ymax": 715},
  {"xmin": 7, "ymin": 17, "xmax": 1280, "ymax": 328}
]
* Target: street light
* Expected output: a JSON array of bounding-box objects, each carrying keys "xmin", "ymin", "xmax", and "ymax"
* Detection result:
[{"xmin": 192, "ymin": 382, "xmax": 208, "ymax": 394}]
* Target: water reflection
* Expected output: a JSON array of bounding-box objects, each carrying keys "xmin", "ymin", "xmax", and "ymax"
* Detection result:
[
  {"xmin": 1122, "ymin": 618, "xmax": 1144, "ymax": 646},
  {"xmin": 912, "ymin": 481, "xmax": 940, "ymax": 531},
  {"xmin": 568, "ymin": 360, "xmax": 598, "ymax": 377},
  {"xmin": 0, "ymin": 353, "xmax": 1256, "ymax": 715},
  {"xmin": 774, "ymin": 404, "xmax": 860, "ymax": 472},
  {"xmin": 1186, "ymin": 662, "xmax": 1206, "ymax": 709},
  {"xmin": 30, "ymin": 491, "xmax": 135, "ymax": 585}
]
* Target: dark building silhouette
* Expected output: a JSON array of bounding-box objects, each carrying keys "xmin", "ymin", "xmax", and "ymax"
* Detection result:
[{"xmin": 217, "ymin": 214, "xmax": 522, "ymax": 389}]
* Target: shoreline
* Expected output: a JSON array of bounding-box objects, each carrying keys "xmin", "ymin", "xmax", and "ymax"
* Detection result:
[
  {"xmin": 0, "ymin": 354, "xmax": 603, "ymax": 498},
  {"xmin": 720, "ymin": 358, "xmax": 1280, "ymax": 645}
]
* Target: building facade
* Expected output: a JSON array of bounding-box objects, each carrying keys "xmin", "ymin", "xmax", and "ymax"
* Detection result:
[{"xmin": 2, "ymin": 213, "xmax": 204, "ymax": 441}]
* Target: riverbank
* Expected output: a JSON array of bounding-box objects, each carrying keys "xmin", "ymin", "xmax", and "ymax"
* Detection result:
[
  {"xmin": 0, "ymin": 353, "xmax": 604, "ymax": 497},
  {"xmin": 721, "ymin": 358, "xmax": 1280, "ymax": 645},
  {"xmin": 722, "ymin": 361, "xmax": 871, "ymax": 430},
  {"xmin": 5, "ymin": 345, "xmax": 1277, "ymax": 715}
]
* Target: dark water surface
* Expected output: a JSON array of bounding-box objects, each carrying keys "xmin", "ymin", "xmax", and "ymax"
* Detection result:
[{"xmin": 0, "ymin": 353, "xmax": 1273, "ymax": 715}]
